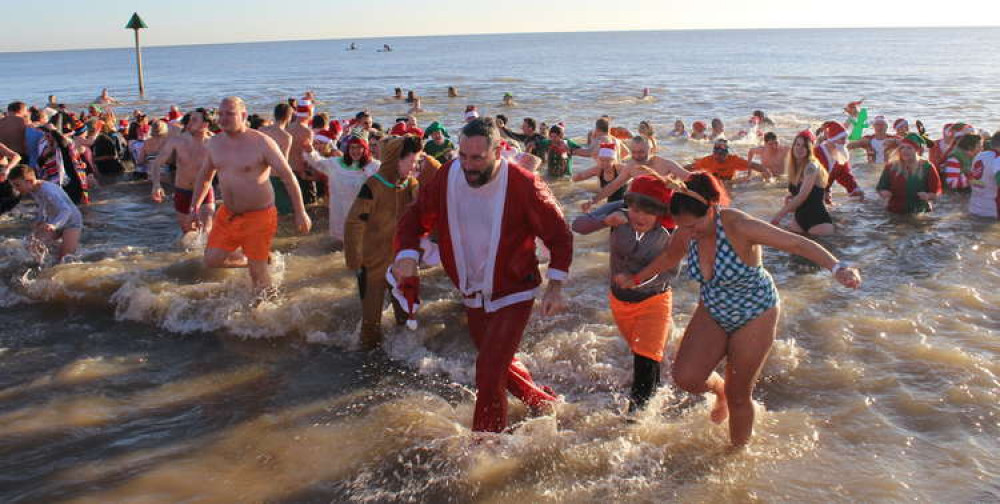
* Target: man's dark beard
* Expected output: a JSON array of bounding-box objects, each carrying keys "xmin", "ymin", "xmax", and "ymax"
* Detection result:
[{"xmin": 463, "ymin": 163, "xmax": 495, "ymax": 188}]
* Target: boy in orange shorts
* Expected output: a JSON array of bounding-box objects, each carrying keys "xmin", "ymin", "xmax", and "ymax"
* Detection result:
[{"xmin": 572, "ymin": 175, "xmax": 676, "ymax": 413}]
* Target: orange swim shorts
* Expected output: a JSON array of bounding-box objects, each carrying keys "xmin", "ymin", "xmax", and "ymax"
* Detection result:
[
  {"xmin": 206, "ymin": 205, "xmax": 278, "ymax": 262},
  {"xmin": 609, "ymin": 290, "xmax": 673, "ymax": 362}
]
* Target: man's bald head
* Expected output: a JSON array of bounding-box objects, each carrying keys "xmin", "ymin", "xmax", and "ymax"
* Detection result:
[{"xmin": 219, "ymin": 96, "xmax": 248, "ymax": 134}]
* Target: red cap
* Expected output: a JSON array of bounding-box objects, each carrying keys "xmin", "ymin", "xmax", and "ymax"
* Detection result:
[{"xmin": 823, "ymin": 121, "xmax": 847, "ymax": 142}]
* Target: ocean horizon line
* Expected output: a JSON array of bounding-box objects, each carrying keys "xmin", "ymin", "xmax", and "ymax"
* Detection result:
[{"xmin": 3, "ymin": 24, "xmax": 998, "ymax": 56}]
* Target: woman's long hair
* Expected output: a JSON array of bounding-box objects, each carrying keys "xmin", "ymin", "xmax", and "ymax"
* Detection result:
[{"xmin": 786, "ymin": 132, "xmax": 826, "ymax": 186}]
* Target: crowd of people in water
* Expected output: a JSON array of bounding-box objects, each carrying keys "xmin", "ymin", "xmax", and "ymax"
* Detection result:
[{"xmin": 0, "ymin": 87, "xmax": 997, "ymax": 447}]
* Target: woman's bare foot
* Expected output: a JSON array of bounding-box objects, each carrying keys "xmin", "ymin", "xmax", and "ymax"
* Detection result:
[{"xmin": 710, "ymin": 387, "xmax": 729, "ymax": 424}]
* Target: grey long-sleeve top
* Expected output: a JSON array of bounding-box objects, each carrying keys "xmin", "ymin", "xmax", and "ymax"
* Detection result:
[
  {"xmin": 572, "ymin": 201, "xmax": 675, "ymax": 303},
  {"xmin": 32, "ymin": 181, "xmax": 82, "ymax": 230}
]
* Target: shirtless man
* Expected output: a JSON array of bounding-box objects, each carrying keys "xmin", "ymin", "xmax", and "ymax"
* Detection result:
[
  {"xmin": 95, "ymin": 88, "xmax": 120, "ymax": 105},
  {"xmin": 286, "ymin": 101, "xmax": 317, "ymax": 204},
  {"xmin": 258, "ymin": 103, "xmax": 295, "ymax": 216},
  {"xmin": 746, "ymin": 132, "xmax": 790, "ymax": 180},
  {"xmin": 189, "ymin": 97, "xmax": 312, "ymax": 293},
  {"xmin": 582, "ymin": 135, "xmax": 689, "ymax": 211},
  {"xmin": 150, "ymin": 108, "xmax": 217, "ymax": 236}
]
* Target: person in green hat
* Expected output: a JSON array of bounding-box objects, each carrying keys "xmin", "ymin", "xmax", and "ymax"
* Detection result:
[
  {"xmin": 422, "ymin": 122, "xmax": 454, "ymax": 164},
  {"xmin": 876, "ymin": 133, "xmax": 942, "ymax": 214}
]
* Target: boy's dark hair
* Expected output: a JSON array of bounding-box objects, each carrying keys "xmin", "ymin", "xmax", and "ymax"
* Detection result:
[
  {"xmin": 956, "ymin": 133, "xmax": 981, "ymax": 151},
  {"xmin": 7, "ymin": 164, "xmax": 34, "ymax": 181},
  {"xmin": 763, "ymin": 132, "xmax": 777, "ymax": 142},
  {"xmin": 522, "ymin": 117, "xmax": 537, "ymax": 131},
  {"xmin": 595, "ymin": 117, "xmax": 610, "ymax": 134},
  {"xmin": 273, "ymin": 103, "xmax": 293, "ymax": 122}
]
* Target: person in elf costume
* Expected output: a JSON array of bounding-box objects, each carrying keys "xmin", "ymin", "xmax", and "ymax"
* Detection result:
[
  {"xmin": 344, "ymin": 135, "xmax": 437, "ymax": 349},
  {"xmin": 422, "ymin": 121, "xmax": 455, "ymax": 164},
  {"xmin": 876, "ymin": 133, "xmax": 942, "ymax": 214},
  {"xmin": 941, "ymin": 133, "xmax": 982, "ymax": 192}
]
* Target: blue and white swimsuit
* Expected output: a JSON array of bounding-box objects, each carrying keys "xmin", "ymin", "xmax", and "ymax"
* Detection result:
[{"xmin": 687, "ymin": 211, "xmax": 779, "ymax": 333}]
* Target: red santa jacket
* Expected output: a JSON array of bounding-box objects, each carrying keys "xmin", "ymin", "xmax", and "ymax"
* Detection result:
[
  {"xmin": 395, "ymin": 158, "xmax": 572, "ymax": 312},
  {"xmin": 815, "ymin": 143, "xmax": 861, "ymax": 195}
]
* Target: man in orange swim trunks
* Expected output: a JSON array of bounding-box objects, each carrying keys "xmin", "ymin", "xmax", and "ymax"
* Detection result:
[{"xmin": 189, "ymin": 96, "xmax": 312, "ymax": 293}]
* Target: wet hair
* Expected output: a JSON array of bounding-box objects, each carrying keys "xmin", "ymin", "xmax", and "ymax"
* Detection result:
[
  {"xmin": 273, "ymin": 103, "xmax": 293, "ymax": 122},
  {"xmin": 247, "ymin": 114, "xmax": 266, "ymax": 130},
  {"xmin": 991, "ymin": 132, "xmax": 1000, "ymax": 149},
  {"xmin": 356, "ymin": 111, "xmax": 371, "ymax": 121},
  {"xmin": 311, "ymin": 113, "xmax": 329, "ymax": 130},
  {"xmin": 6, "ymin": 164, "xmax": 34, "ymax": 181},
  {"xmin": 496, "ymin": 114, "xmax": 508, "ymax": 126},
  {"xmin": 957, "ymin": 134, "xmax": 981, "ymax": 151},
  {"xmin": 400, "ymin": 135, "xmax": 424, "ymax": 159},
  {"xmin": 7, "ymin": 102, "xmax": 26, "ymax": 113},
  {"xmin": 711, "ymin": 118, "xmax": 724, "ymax": 129},
  {"xmin": 183, "ymin": 107, "xmax": 216, "ymax": 129},
  {"xmin": 764, "ymin": 132, "xmax": 777, "ymax": 142},
  {"xmin": 461, "ymin": 117, "xmax": 501, "ymax": 149},
  {"xmin": 29, "ymin": 107, "xmax": 42, "ymax": 122},
  {"xmin": 669, "ymin": 172, "xmax": 729, "ymax": 217},
  {"xmin": 548, "ymin": 124, "xmax": 565, "ymax": 137},
  {"xmin": 522, "ymin": 117, "xmax": 537, "ymax": 131},
  {"xmin": 595, "ymin": 117, "xmax": 610, "ymax": 134},
  {"xmin": 638, "ymin": 120, "xmax": 655, "ymax": 136},
  {"xmin": 371, "ymin": 122, "xmax": 382, "ymax": 132}
]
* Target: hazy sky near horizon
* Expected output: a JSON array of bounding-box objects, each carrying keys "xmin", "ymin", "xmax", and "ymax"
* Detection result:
[{"xmin": 2, "ymin": 0, "xmax": 996, "ymax": 52}]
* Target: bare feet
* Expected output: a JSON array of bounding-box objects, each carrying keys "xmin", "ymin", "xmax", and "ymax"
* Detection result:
[{"xmin": 710, "ymin": 388, "xmax": 729, "ymax": 424}]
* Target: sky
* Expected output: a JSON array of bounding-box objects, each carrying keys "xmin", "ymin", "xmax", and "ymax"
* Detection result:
[{"xmin": 2, "ymin": 0, "xmax": 997, "ymax": 53}]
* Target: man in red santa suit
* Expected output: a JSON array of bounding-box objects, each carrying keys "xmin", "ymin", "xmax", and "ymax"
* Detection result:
[
  {"xmin": 816, "ymin": 121, "xmax": 865, "ymax": 200},
  {"xmin": 392, "ymin": 117, "xmax": 572, "ymax": 433}
]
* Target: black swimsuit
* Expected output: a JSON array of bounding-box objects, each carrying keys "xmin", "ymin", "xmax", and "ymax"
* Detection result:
[
  {"xmin": 600, "ymin": 165, "xmax": 626, "ymax": 202},
  {"xmin": 789, "ymin": 180, "xmax": 832, "ymax": 231}
]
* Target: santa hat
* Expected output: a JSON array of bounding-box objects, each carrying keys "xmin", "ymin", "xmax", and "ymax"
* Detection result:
[
  {"xmin": 295, "ymin": 102, "xmax": 313, "ymax": 119},
  {"xmin": 118, "ymin": 119, "xmax": 129, "ymax": 131},
  {"xmin": 386, "ymin": 269, "xmax": 421, "ymax": 330},
  {"xmin": 598, "ymin": 142, "xmax": 616, "ymax": 159},
  {"xmin": 464, "ymin": 105, "xmax": 479, "ymax": 121},
  {"xmin": 796, "ymin": 129, "xmax": 816, "ymax": 143},
  {"xmin": 625, "ymin": 175, "xmax": 675, "ymax": 229},
  {"xmin": 692, "ymin": 121, "xmax": 706, "ymax": 132},
  {"xmin": 314, "ymin": 130, "xmax": 335, "ymax": 144},
  {"xmin": 390, "ymin": 122, "xmax": 409, "ymax": 136},
  {"xmin": 951, "ymin": 123, "xmax": 975, "ymax": 139},
  {"xmin": 166, "ymin": 107, "xmax": 182, "ymax": 123},
  {"xmin": 844, "ymin": 99, "xmax": 864, "ymax": 115},
  {"xmin": 345, "ymin": 135, "xmax": 370, "ymax": 155},
  {"xmin": 823, "ymin": 121, "xmax": 848, "ymax": 143},
  {"xmin": 893, "ymin": 118, "xmax": 908, "ymax": 131}
]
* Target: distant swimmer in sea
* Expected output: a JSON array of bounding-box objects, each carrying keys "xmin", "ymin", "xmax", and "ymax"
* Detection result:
[
  {"xmin": 381, "ymin": 44, "xmax": 392, "ymax": 52},
  {"xmin": 348, "ymin": 42, "xmax": 357, "ymax": 51},
  {"xmin": 448, "ymin": 86, "xmax": 459, "ymax": 98},
  {"xmin": 7, "ymin": 164, "xmax": 82, "ymax": 263},
  {"xmin": 637, "ymin": 120, "xmax": 658, "ymax": 155},
  {"xmin": 746, "ymin": 132, "xmax": 789, "ymax": 180},
  {"xmin": 640, "ymin": 87, "xmax": 651, "ymax": 99},
  {"xmin": 95, "ymin": 88, "xmax": 120, "ymax": 105},
  {"xmin": 190, "ymin": 97, "xmax": 311, "ymax": 296},
  {"xmin": 709, "ymin": 118, "xmax": 726, "ymax": 140},
  {"xmin": 408, "ymin": 96, "xmax": 424, "ymax": 115},
  {"xmin": 690, "ymin": 121, "xmax": 708, "ymax": 140},
  {"xmin": 502, "ymin": 93, "xmax": 516, "ymax": 107},
  {"xmin": 619, "ymin": 172, "xmax": 861, "ymax": 447},
  {"xmin": 150, "ymin": 108, "xmax": 218, "ymax": 239},
  {"xmin": 393, "ymin": 87, "xmax": 403, "ymax": 100},
  {"xmin": 669, "ymin": 120, "xmax": 687, "ymax": 138}
]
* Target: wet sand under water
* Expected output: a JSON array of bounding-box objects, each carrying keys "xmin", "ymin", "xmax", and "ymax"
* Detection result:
[{"xmin": 0, "ymin": 161, "xmax": 998, "ymax": 503}]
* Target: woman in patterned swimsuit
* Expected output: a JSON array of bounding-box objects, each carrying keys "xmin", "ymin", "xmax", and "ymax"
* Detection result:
[{"xmin": 617, "ymin": 172, "xmax": 862, "ymax": 447}]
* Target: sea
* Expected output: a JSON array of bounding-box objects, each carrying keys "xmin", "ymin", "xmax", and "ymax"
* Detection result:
[{"xmin": 0, "ymin": 28, "xmax": 998, "ymax": 503}]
